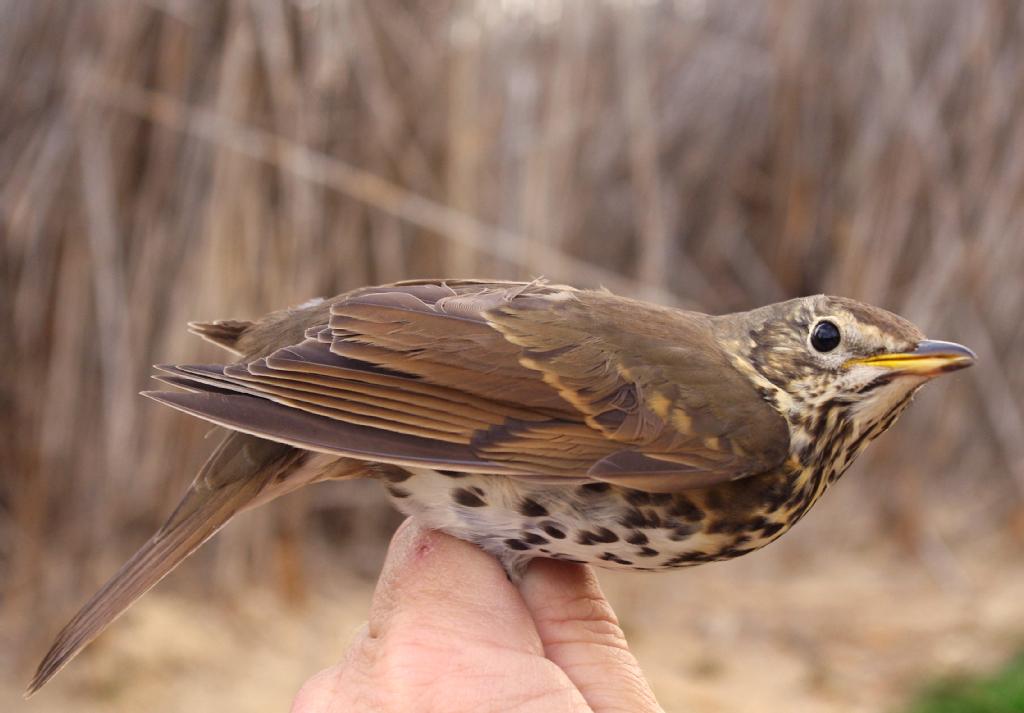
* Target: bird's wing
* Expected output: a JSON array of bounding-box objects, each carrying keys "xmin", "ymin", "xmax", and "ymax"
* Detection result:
[{"xmin": 149, "ymin": 279, "xmax": 789, "ymax": 491}]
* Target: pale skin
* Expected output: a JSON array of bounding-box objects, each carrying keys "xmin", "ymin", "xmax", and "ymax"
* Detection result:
[{"xmin": 291, "ymin": 519, "xmax": 665, "ymax": 713}]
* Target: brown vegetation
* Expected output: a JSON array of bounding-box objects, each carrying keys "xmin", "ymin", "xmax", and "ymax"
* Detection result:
[{"xmin": 2, "ymin": 1, "xmax": 1023, "ymax": 710}]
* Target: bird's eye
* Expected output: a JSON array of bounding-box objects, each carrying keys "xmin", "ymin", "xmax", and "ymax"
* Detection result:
[{"xmin": 811, "ymin": 320, "xmax": 841, "ymax": 352}]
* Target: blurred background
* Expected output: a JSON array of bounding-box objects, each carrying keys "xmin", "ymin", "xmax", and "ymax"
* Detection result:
[{"xmin": 3, "ymin": 1, "xmax": 1024, "ymax": 711}]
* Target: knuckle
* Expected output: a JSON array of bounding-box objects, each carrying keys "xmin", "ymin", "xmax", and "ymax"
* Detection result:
[
  {"xmin": 370, "ymin": 627, "xmax": 450, "ymax": 708},
  {"xmin": 537, "ymin": 592, "xmax": 627, "ymax": 645}
]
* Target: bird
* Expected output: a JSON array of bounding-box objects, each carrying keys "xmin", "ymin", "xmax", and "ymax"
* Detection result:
[{"xmin": 28, "ymin": 278, "xmax": 975, "ymax": 694}]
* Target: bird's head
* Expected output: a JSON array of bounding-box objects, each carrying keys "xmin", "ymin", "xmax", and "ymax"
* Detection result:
[{"xmin": 718, "ymin": 295, "xmax": 975, "ymax": 470}]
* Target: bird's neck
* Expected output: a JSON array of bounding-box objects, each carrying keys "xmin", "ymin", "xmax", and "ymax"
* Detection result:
[
  {"xmin": 761, "ymin": 394, "xmax": 863, "ymax": 527},
  {"xmin": 723, "ymin": 350, "xmax": 922, "ymax": 531},
  {"xmin": 782, "ymin": 381, "xmax": 920, "ymax": 510}
]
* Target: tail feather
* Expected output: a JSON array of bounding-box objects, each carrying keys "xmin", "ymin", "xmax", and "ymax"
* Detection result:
[{"xmin": 26, "ymin": 433, "xmax": 297, "ymax": 696}]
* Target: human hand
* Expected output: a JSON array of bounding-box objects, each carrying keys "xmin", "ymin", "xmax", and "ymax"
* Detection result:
[{"xmin": 291, "ymin": 518, "xmax": 664, "ymax": 713}]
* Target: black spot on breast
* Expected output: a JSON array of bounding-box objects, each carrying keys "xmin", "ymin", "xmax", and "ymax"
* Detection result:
[
  {"xmin": 637, "ymin": 547, "xmax": 659, "ymax": 557},
  {"xmin": 665, "ymin": 552, "xmax": 714, "ymax": 566},
  {"xmin": 808, "ymin": 467, "xmax": 827, "ymax": 495},
  {"xmin": 786, "ymin": 482, "xmax": 812, "ymax": 507},
  {"xmin": 707, "ymin": 519, "xmax": 746, "ymax": 535},
  {"xmin": 668, "ymin": 496, "xmax": 705, "ymax": 521},
  {"xmin": 541, "ymin": 522, "xmax": 567, "ymax": 539},
  {"xmin": 452, "ymin": 488, "xmax": 486, "ymax": 507},
  {"xmin": 762, "ymin": 478, "xmax": 795, "ymax": 511},
  {"xmin": 518, "ymin": 498, "xmax": 548, "ymax": 517},
  {"xmin": 669, "ymin": 524, "xmax": 698, "ymax": 541},
  {"xmin": 386, "ymin": 485, "xmax": 411, "ymax": 498},
  {"xmin": 522, "ymin": 532, "xmax": 549, "ymax": 546},
  {"xmin": 470, "ymin": 486, "xmax": 485, "ymax": 497},
  {"xmin": 576, "ymin": 527, "xmax": 619, "ymax": 545},
  {"xmin": 798, "ymin": 441, "xmax": 816, "ymax": 467},
  {"xmin": 504, "ymin": 538, "xmax": 531, "ymax": 551},
  {"xmin": 598, "ymin": 551, "xmax": 633, "ymax": 566},
  {"xmin": 594, "ymin": 527, "xmax": 619, "ymax": 542},
  {"xmin": 624, "ymin": 490, "xmax": 650, "ymax": 505},
  {"xmin": 437, "ymin": 469, "xmax": 467, "ymax": 478},
  {"xmin": 624, "ymin": 490, "xmax": 670, "ymax": 506},
  {"xmin": 625, "ymin": 531, "xmax": 649, "ymax": 545},
  {"xmin": 578, "ymin": 482, "xmax": 611, "ymax": 495},
  {"xmin": 843, "ymin": 430, "xmax": 874, "ymax": 465},
  {"xmin": 761, "ymin": 522, "xmax": 785, "ymax": 538},
  {"xmin": 705, "ymin": 489, "xmax": 725, "ymax": 510},
  {"xmin": 746, "ymin": 516, "xmax": 769, "ymax": 530},
  {"xmin": 618, "ymin": 510, "xmax": 645, "ymax": 529},
  {"xmin": 617, "ymin": 509, "xmax": 662, "ymax": 529},
  {"xmin": 716, "ymin": 547, "xmax": 755, "ymax": 559}
]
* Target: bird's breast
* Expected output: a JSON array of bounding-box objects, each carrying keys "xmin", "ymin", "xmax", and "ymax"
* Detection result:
[{"xmin": 382, "ymin": 466, "xmax": 815, "ymax": 573}]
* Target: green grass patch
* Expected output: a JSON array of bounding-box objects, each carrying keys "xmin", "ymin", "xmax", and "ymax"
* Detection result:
[{"xmin": 903, "ymin": 653, "xmax": 1024, "ymax": 713}]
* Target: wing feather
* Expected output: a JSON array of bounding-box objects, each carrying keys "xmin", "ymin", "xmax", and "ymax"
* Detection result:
[
  {"xmin": 143, "ymin": 390, "xmax": 514, "ymax": 472},
  {"xmin": 154, "ymin": 279, "xmax": 789, "ymax": 492}
]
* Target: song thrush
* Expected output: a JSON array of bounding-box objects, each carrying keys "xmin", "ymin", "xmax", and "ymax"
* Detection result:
[{"xmin": 29, "ymin": 279, "xmax": 975, "ymax": 693}]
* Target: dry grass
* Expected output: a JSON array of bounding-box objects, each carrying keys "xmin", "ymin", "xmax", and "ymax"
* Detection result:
[{"xmin": 3, "ymin": 0, "xmax": 1024, "ymax": 708}]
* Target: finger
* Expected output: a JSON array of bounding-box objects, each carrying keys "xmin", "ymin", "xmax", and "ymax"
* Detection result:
[
  {"xmin": 519, "ymin": 559, "xmax": 664, "ymax": 713},
  {"xmin": 290, "ymin": 625, "xmax": 373, "ymax": 713},
  {"xmin": 368, "ymin": 518, "xmax": 545, "ymax": 654}
]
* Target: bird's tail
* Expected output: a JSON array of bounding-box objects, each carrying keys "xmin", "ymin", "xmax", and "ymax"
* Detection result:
[{"xmin": 26, "ymin": 432, "xmax": 301, "ymax": 696}]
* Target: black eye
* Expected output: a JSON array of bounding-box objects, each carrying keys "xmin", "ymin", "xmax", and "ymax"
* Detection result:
[{"xmin": 811, "ymin": 320, "xmax": 841, "ymax": 352}]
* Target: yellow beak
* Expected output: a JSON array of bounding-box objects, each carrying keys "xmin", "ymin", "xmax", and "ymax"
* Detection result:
[{"xmin": 846, "ymin": 340, "xmax": 976, "ymax": 376}]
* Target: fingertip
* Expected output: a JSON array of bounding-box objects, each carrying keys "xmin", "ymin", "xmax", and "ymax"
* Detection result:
[
  {"xmin": 377, "ymin": 518, "xmax": 510, "ymax": 598},
  {"xmin": 374, "ymin": 517, "xmax": 431, "ymax": 591},
  {"xmin": 520, "ymin": 558, "xmax": 610, "ymax": 620}
]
